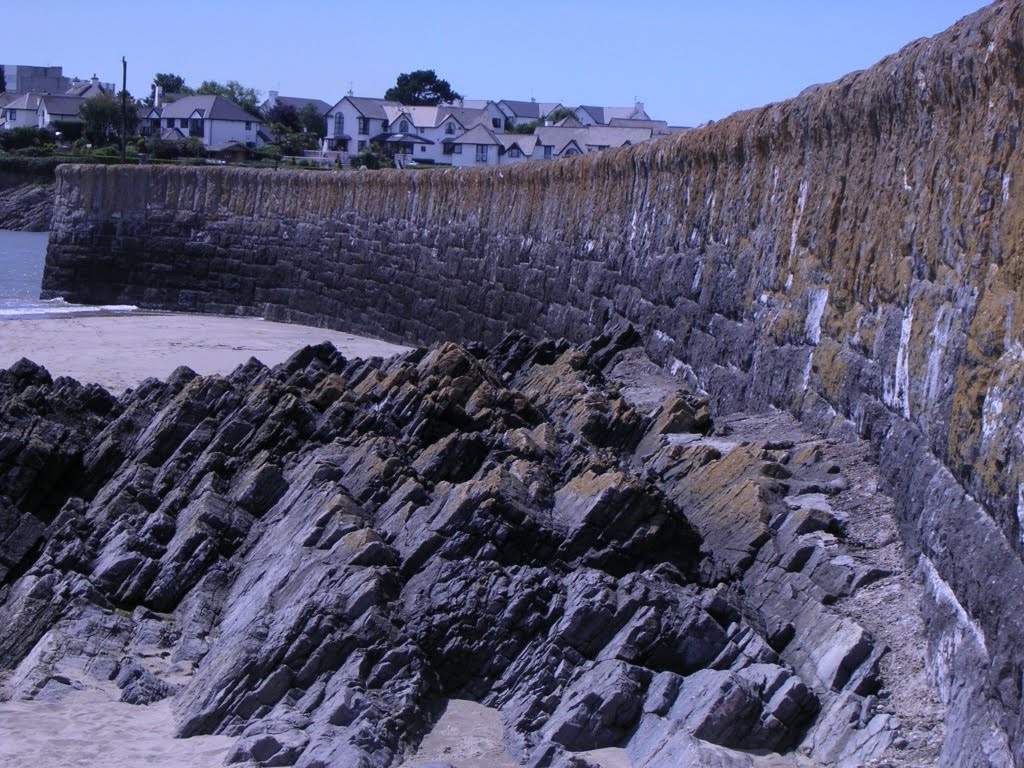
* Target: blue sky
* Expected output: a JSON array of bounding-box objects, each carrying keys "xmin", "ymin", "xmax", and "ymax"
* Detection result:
[{"xmin": 5, "ymin": 1, "xmax": 988, "ymax": 126}]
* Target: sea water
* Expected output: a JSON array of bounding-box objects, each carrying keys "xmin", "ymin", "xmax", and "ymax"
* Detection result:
[{"xmin": 0, "ymin": 230, "xmax": 136, "ymax": 319}]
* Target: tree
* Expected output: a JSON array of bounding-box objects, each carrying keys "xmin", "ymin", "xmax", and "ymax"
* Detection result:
[
  {"xmin": 80, "ymin": 92, "xmax": 139, "ymax": 146},
  {"xmin": 147, "ymin": 72, "xmax": 191, "ymax": 106},
  {"xmin": 298, "ymin": 103, "xmax": 326, "ymax": 138},
  {"xmin": 265, "ymin": 103, "xmax": 302, "ymax": 134},
  {"xmin": 197, "ymin": 80, "xmax": 262, "ymax": 117},
  {"xmin": 384, "ymin": 70, "xmax": 461, "ymax": 106}
]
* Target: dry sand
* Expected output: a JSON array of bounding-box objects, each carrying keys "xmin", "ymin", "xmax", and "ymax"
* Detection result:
[
  {"xmin": 0, "ymin": 688, "xmax": 234, "ymax": 768},
  {"xmin": 0, "ymin": 312, "xmax": 411, "ymax": 392}
]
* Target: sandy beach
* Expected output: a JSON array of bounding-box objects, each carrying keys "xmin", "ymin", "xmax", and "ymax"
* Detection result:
[{"xmin": 0, "ymin": 312, "xmax": 411, "ymax": 392}]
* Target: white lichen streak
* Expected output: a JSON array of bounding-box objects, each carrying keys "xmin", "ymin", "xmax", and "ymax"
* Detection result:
[
  {"xmin": 1018, "ymin": 484, "xmax": 1024, "ymax": 544},
  {"xmin": 925, "ymin": 306, "xmax": 951, "ymax": 413},
  {"xmin": 903, "ymin": 169, "xmax": 913, "ymax": 192},
  {"xmin": 804, "ymin": 287, "xmax": 829, "ymax": 345},
  {"xmin": 691, "ymin": 260, "xmax": 704, "ymax": 293},
  {"xmin": 790, "ymin": 180, "xmax": 808, "ymax": 258},
  {"xmin": 884, "ymin": 306, "xmax": 913, "ymax": 418},
  {"xmin": 800, "ymin": 351, "xmax": 814, "ymax": 394},
  {"xmin": 1003, "ymin": 173, "xmax": 1011, "ymax": 204},
  {"xmin": 982, "ymin": 388, "xmax": 1005, "ymax": 443}
]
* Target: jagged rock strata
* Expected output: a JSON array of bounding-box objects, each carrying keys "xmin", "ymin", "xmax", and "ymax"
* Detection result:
[
  {"xmin": 0, "ymin": 182, "xmax": 52, "ymax": 231},
  {"xmin": 0, "ymin": 333, "xmax": 940, "ymax": 767}
]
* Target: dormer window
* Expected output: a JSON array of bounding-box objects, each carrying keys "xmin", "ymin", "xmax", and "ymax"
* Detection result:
[
  {"xmin": 399, "ymin": 120, "xmax": 409, "ymax": 133},
  {"xmin": 445, "ymin": 122, "xmax": 455, "ymax": 135}
]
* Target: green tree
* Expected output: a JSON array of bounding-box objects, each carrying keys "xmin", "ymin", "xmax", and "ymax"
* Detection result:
[
  {"xmin": 197, "ymin": 80, "xmax": 262, "ymax": 117},
  {"xmin": 384, "ymin": 70, "xmax": 461, "ymax": 106},
  {"xmin": 265, "ymin": 103, "xmax": 302, "ymax": 134},
  {"xmin": 80, "ymin": 92, "xmax": 139, "ymax": 146},
  {"xmin": 298, "ymin": 103, "xmax": 326, "ymax": 137},
  {"xmin": 147, "ymin": 72, "xmax": 191, "ymax": 106}
]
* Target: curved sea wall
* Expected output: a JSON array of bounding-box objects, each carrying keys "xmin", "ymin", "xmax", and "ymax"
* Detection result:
[{"xmin": 43, "ymin": 2, "xmax": 1024, "ymax": 763}]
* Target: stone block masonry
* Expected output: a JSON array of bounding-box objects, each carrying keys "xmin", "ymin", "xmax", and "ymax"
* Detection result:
[{"xmin": 42, "ymin": 2, "xmax": 1024, "ymax": 763}]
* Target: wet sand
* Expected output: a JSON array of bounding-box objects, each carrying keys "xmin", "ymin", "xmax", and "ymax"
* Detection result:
[{"xmin": 0, "ymin": 313, "xmax": 411, "ymax": 392}]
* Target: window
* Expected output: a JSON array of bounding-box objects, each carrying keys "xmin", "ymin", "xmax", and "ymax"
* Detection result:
[
  {"xmin": 453, "ymin": 145, "xmax": 462, "ymax": 154},
  {"xmin": 508, "ymin": 147, "xmax": 521, "ymax": 158},
  {"xmin": 180, "ymin": 118, "xmax": 188, "ymax": 128},
  {"xmin": 445, "ymin": 122, "xmax": 455, "ymax": 135},
  {"xmin": 417, "ymin": 127, "xmax": 425, "ymax": 134},
  {"xmin": 150, "ymin": 118, "xmax": 160, "ymax": 134},
  {"xmin": 358, "ymin": 117, "xmax": 370, "ymax": 135},
  {"xmin": 419, "ymin": 145, "xmax": 426, "ymax": 153},
  {"xmin": 358, "ymin": 140, "xmax": 366, "ymax": 150},
  {"xmin": 382, "ymin": 120, "xmax": 389, "ymax": 132},
  {"xmin": 399, "ymin": 120, "xmax": 409, "ymax": 133},
  {"xmin": 166, "ymin": 118, "xmax": 174, "ymax": 128},
  {"xmin": 475, "ymin": 145, "xmax": 489, "ymax": 162},
  {"xmin": 189, "ymin": 119, "xmax": 203, "ymax": 137},
  {"xmin": 245, "ymin": 121, "xmax": 252, "ymax": 131},
  {"xmin": 7, "ymin": 111, "xmax": 14, "ymax": 122},
  {"xmin": 491, "ymin": 118, "xmax": 501, "ymax": 128},
  {"xmin": 543, "ymin": 146, "xmax": 552, "ymax": 160},
  {"xmin": 334, "ymin": 113, "xmax": 343, "ymax": 135}
]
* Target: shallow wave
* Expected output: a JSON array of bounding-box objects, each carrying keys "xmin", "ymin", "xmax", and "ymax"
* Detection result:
[{"xmin": 0, "ymin": 299, "xmax": 139, "ymax": 318}]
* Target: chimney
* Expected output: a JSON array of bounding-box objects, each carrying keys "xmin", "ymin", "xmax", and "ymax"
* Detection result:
[
  {"xmin": 91, "ymin": 74, "xmax": 98, "ymax": 85},
  {"xmin": 269, "ymin": 90, "xmax": 278, "ymax": 103},
  {"xmin": 154, "ymin": 86, "xmax": 163, "ymax": 107}
]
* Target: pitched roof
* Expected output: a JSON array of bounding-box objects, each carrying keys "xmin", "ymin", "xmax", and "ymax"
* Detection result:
[
  {"xmin": 0, "ymin": 93, "xmax": 16, "ymax": 109},
  {"xmin": 343, "ymin": 96, "xmax": 401, "ymax": 120},
  {"xmin": 438, "ymin": 106, "xmax": 493, "ymax": 129},
  {"xmin": 608, "ymin": 117, "xmax": 671, "ymax": 134},
  {"xmin": 441, "ymin": 98, "xmax": 492, "ymax": 110},
  {"xmin": 265, "ymin": 95, "xmax": 331, "ymax": 115},
  {"xmin": 4, "ymin": 93, "xmax": 43, "ymax": 111},
  {"xmin": 497, "ymin": 133, "xmax": 540, "ymax": 155},
  {"xmin": 65, "ymin": 81, "xmax": 109, "ymax": 99},
  {"xmin": 40, "ymin": 95, "xmax": 85, "ymax": 117},
  {"xmin": 576, "ymin": 105, "xmax": 648, "ymax": 124},
  {"xmin": 383, "ymin": 105, "xmax": 439, "ymax": 128},
  {"xmin": 448, "ymin": 124, "xmax": 502, "ymax": 146},
  {"xmin": 154, "ymin": 95, "xmax": 260, "ymax": 123}
]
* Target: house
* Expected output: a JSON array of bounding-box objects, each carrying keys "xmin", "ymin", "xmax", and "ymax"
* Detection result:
[
  {"xmin": 0, "ymin": 93, "xmax": 42, "ymax": 130},
  {"xmin": 496, "ymin": 133, "xmax": 540, "ymax": 164},
  {"xmin": 2, "ymin": 65, "xmax": 68, "ymax": 94},
  {"xmin": 534, "ymin": 125, "xmax": 654, "ymax": 159},
  {"xmin": 607, "ymin": 117, "xmax": 683, "ymax": 136},
  {"xmin": 323, "ymin": 95, "xmax": 400, "ymax": 153},
  {"xmin": 496, "ymin": 99, "xmax": 563, "ymax": 128},
  {"xmin": 573, "ymin": 102, "xmax": 650, "ymax": 126},
  {"xmin": 38, "ymin": 95, "xmax": 86, "ymax": 128},
  {"xmin": 380, "ymin": 102, "xmax": 504, "ymax": 164},
  {"xmin": 142, "ymin": 95, "xmax": 262, "ymax": 148},
  {"xmin": 445, "ymin": 124, "xmax": 503, "ymax": 167},
  {"xmin": 64, "ymin": 75, "xmax": 112, "ymax": 99}
]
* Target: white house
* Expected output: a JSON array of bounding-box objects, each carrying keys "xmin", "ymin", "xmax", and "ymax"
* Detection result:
[
  {"xmin": 0, "ymin": 93, "xmax": 42, "ymax": 130},
  {"xmin": 323, "ymin": 95, "xmax": 400, "ymax": 154},
  {"xmin": 446, "ymin": 124, "xmax": 503, "ymax": 167},
  {"xmin": 534, "ymin": 125, "xmax": 654, "ymax": 159},
  {"xmin": 573, "ymin": 102, "xmax": 650, "ymax": 126},
  {"xmin": 496, "ymin": 99, "xmax": 563, "ymax": 128},
  {"xmin": 143, "ymin": 95, "xmax": 262, "ymax": 149},
  {"xmin": 381, "ymin": 103, "xmax": 504, "ymax": 164},
  {"xmin": 38, "ymin": 95, "xmax": 86, "ymax": 128}
]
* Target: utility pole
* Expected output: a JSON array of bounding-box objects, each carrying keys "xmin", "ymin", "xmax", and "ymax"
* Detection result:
[{"xmin": 121, "ymin": 57, "xmax": 127, "ymax": 161}]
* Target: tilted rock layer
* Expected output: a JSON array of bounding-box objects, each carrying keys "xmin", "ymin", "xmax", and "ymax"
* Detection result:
[
  {"xmin": 39, "ymin": 2, "xmax": 1024, "ymax": 763},
  {"xmin": 0, "ymin": 333, "xmax": 939, "ymax": 767}
]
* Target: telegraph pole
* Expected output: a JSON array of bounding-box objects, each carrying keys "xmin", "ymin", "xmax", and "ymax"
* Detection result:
[{"xmin": 121, "ymin": 57, "xmax": 127, "ymax": 161}]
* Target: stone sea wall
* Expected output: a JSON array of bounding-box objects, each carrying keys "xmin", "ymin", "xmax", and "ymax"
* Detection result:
[{"xmin": 43, "ymin": 2, "xmax": 1024, "ymax": 763}]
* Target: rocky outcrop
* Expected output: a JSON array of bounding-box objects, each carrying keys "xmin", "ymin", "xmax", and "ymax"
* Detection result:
[
  {"xmin": 0, "ymin": 333, "xmax": 940, "ymax": 767},
  {"xmin": 0, "ymin": 181, "xmax": 52, "ymax": 231},
  {"xmin": 38, "ymin": 2, "xmax": 1024, "ymax": 764}
]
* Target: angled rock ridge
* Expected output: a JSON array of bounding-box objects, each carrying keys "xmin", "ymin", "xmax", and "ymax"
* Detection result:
[
  {"xmin": 0, "ymin": 335, "xmax": 940, "ymax": 767},
  {"xmin": 40, "ymin": 1, "xmax": 1024, "ymax": 764}
]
